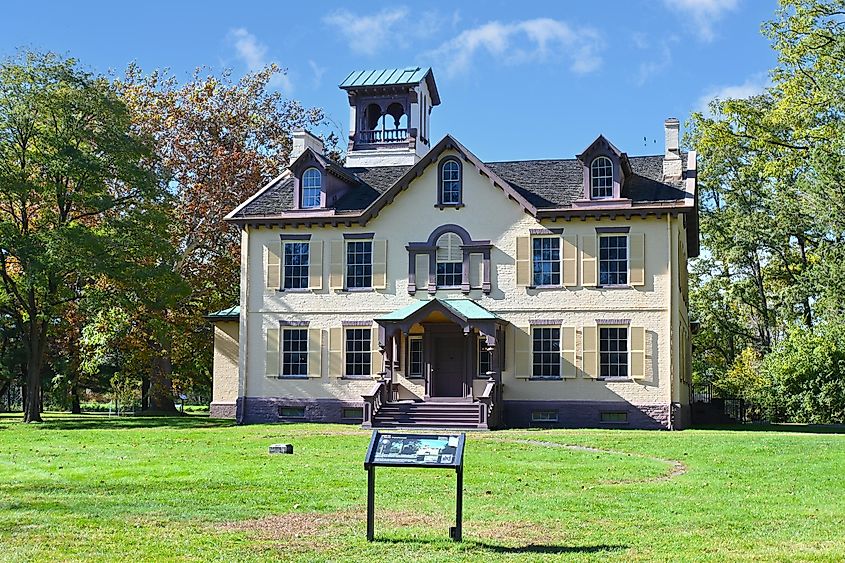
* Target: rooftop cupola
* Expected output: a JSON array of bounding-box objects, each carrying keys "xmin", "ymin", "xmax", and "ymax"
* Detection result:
[{"xmin": 340, "ymin": 67, "xmax": 440, "ymax": 168}]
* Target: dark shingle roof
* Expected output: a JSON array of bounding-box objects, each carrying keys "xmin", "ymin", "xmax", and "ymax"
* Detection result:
[{"xmin": 230, "ymin": 153, "xmax": 687, "ymax": 218}]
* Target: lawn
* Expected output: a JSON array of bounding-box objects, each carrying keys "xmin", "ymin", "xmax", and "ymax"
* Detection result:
[{"xmin": 1, "ymin": 414, "xmax": 843, "ymax": 562}]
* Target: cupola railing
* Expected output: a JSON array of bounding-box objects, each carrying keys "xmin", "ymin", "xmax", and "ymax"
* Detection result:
[{"xmin": 357, "ymin": 128, "xmax": 408, "ymax": 144}]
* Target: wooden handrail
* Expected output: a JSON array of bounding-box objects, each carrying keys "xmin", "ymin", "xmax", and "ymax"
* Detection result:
[
  {"xmin": 478, "ymin": 377, "xmax": 497, "ymax": 428},
  {"xmin": 361, "ymin": 378, "xmax": 389, "ymax": 428}
]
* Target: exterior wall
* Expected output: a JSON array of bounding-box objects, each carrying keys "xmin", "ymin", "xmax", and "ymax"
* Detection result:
[
  {"xmin": 210, "ymin": 321, "xmax": 239, "ymax": 418},
  {"xmin": 231, "ymin": 148, "xmax": 691, "ymax": 428}
]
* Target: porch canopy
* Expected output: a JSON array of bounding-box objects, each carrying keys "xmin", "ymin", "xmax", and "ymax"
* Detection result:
[{"xmin": 374, "ymin": 298, "xmax": 507, "ymax": 346}]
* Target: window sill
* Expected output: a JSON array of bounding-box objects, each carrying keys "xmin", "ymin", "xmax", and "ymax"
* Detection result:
[
  {"xmin": 342, "ymin": 376, "xmax": 375, "ymax": 381},
  {"xmin": 340, "ymin": 287, "xmax": 375, "ymax": 293},
  {"xmin": 277, "ymin": 375, "xmax": 308, "ymax": 380},
  {"xmin": 528, "ymin": 285, "xmax": 564, "ymax": 290},
  {"xmin": 596, "ymin": 284, "xmax": 632, "ymax": 290},
  {"xmin": 529, "ymin": 376, "xmax": 563, "ymax": 381},
  {"xmin": 598, "ymin": 377, "xmax": 633, "ymax": 382},
  {"xmin": 434, "ymin": 203, "xmax": 465, "ymax": 210},
  {"xmin": 277, "ymin": 288, "xmax": 310, "ymax": 293}
]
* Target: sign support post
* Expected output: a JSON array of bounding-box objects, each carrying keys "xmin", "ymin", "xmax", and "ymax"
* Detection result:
[{"xmin": 363, "ymin": 431, "xmax": 466, "ymax": 542}]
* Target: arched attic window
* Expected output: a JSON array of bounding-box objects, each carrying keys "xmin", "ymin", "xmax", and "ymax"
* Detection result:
[
  {"xmin": 435, "ymin": 232, "xmax": 463, "ymax": 288},
  {"xmin": 438, "ymin": 158, "xmax": 463, "ymax": 207},
  {"xmin": 301, "ymin": 167, "xmax": 322, "ymax": 209},
  {"xmin": 590, "ymin": 156, "xmax": 613, "ymax": 199}
]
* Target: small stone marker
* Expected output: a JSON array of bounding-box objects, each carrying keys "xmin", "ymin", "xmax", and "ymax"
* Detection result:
[{"xmin": 269, "ymin": 443, "xmax": 293, "ymax": 454}]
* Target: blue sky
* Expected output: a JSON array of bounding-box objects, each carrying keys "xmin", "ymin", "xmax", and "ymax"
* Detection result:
[{"xmin": 2, "ymin": 0, "xmax": 777, "ymax": 162}]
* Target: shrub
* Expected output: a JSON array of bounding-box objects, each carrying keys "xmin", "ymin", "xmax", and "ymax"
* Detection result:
[{"xmin": 758, "ymin": 321, "xmax": 845, "ymax": 424}]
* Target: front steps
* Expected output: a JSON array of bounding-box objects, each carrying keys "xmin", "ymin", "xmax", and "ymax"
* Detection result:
[{"xmin": 370, "ymin": 401, "xmax": 485, "ymax": 429}]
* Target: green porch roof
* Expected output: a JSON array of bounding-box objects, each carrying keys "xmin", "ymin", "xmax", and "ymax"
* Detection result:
[
  {"xmin": 375, "ymin": 299, "xmax": 498, "ymax": 322},
  {"xmin": 338, "ymin": 67, "xmax": 441, "ymax": 105},
  {"xmin": 205, "ymin": 305, "xmax": 240, "ymax": 321}
]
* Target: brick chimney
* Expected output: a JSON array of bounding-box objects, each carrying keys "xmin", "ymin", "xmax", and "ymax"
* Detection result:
[
  {"xmin": 663, "ymin": 118, "xmax": 683, "ymax": 180},
  {"xmin": 289, "ymin": 129, "xmax": 324, "ymax": 165}
]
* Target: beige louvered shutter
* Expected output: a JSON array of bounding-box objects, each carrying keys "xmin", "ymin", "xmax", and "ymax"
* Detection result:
[
  {"xmin": 631, "ymin": 326, "xmax": 646, "ymax": 380},
  {"xmin": 372, "ymin": 240, "xmax": 387, "ymax": 290},
  {"xmin": 562, "ymin": 235, "xmax": 578, "ymax": 287},
  {"xmin": 581, "ymin": 235, "xmax": 597, "ymax": 287},
  {"xmin": 629, "ymin": 233, "xmax": 645, "ymax": 286},
  {"xmin": 415, "ymin": 254, "xmax": 429, "ymax": 292},
  {"xmin": 329, "ymin": 240, "xmax": 344, "ymax": 290},
  {"xmin": 514, "ymin": 326, "xmax": 531, "ymax": 379},
  {"xmin": 308, "ymin": 328, "xmax": 322, "ymax": 378},
  {"xmin": 308, "ymin": 241, "xmax": 323, "ymax": 290},
  {"xmin": 561, "ymin": 326, "xmax": 577, "ymax": 378},
  {"xmin": 265, "ymin": 241, "xmax": 281, "ymax": 290},
  {"xmin": 265, "ymin": 327, "xmax": 280, "ymax": 377},
  {"xmin": 582, "ymin": 326, "xmax": 598, "ymax": 378},
  {"xmin": 469, "ymin": 253, "xmax": 482, "ymax": 289},
  {"xmin": 370, "ymin": 326, "xmax": 382, "ymax": 378},
  {"xmin": 515, "ymin": 236, "xmax": 531, "ymax": 287},
  {"xmin": 329, "ymin": 327, "xmax": 344, "ymax": 377}
]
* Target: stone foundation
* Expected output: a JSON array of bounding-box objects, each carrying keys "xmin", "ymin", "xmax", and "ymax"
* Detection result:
[
  {"xmin": 502, "ymin": 401, "xmax": 673, "ymax": 430},
  {"xmin": 209, "ymin": 401, "xmax": 237, "ymax": 419},
  {"xmin": 241, "ymin": 397, "xmax": 365, "ymax": 424}
]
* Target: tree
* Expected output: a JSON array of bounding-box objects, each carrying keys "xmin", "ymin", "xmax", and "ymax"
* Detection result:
[
  {"xmin": 114, "ymin": 64, "xmax": 335, "ymax": 410},
  {"xmin": 0, "ymin": 51, "xmax": 170, "ymax": 422}
]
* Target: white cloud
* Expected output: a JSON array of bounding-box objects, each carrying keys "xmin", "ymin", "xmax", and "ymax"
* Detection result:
[
  {"xmin": 427, "ymin": 18, "xmax": 604, "ymax": 77},
  {"xmin": 664, "ymin": 0, "xmax": 739, "ymax": 42},
  {"xmin": 323, "ymin": 7, "xmax": 409, "ymax": 56},
  {"xmin": 308, "ymin": 60, "xmax": 326, "ymax": 88},
  {"xmin": 696, "ymin": 73, "xmax": 770, "ymax": 114},
  {"xmin": 227, "ymin": 28, "xmax": 293, "ymax": 92},
  {"xmin": 634, "ymin": 35, "xmax": 678, "ymax": 86}
]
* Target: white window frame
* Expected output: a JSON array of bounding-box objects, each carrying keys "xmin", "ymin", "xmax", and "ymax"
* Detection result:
[
  {"xmin": 282, "ymin": 241, "xmax": 310, "ymax": 290},
  {"xmin": 598, "ymin": 325, "xmax": 630, "ymax": 380},
  {"xmin": 531, "ymin": 235, "xmax": 562, "ymax": 287},
  {"xmin": 345, "ymin": 240, "xmax": 373, "ymax": 289},
  {"xmin": 531, "ymin": 326, "xmax": 561, "ymax": 379},
  {"xmin": 590, "ymin": 156, "xmax": 614, "ymax": 199},
  {"xmin": 301, "ymin": 167, "xmax": 322, "ymax": 209},
  {"xmin": 280, "ymin": 328, "xmax": 308, "ymax": 378},
  {"xmin": 477, "ymin": 335, "xmax": 492, "ymax": 378},
  {"xmin": 407, "ymin": 335, "xmax": 423, "ymax": 378},
  {"xmin": 598, "ymin": 234, "xmax": 629, "ymax": 287},
  {"xmin": 435, "ymin": 232, "xmax": 463, "ymax": 288},
  {"xmin": 344, "ymin": 328, "xmax": 371, "ymax": 378}
]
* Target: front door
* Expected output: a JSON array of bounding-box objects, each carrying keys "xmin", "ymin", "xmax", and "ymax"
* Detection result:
[{"xmin": 431, "ymin": 334, "xmax": 465, "ymax": 397}]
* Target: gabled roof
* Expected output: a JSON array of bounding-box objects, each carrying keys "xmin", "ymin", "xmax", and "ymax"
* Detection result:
[
  {"xmin": 339, "ymin": 67, "xmax": 441, "ymax": 106},
  {"xmin": 225, "ymin": 135, "xmax": 695, "ymax": 227}
]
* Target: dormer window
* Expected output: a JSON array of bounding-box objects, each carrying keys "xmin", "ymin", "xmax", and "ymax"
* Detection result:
[
  {"xmin": 438, "ymin": 158, "xmax": 463, "ymax": 207},
  {"xmin": 590, "ymin": 156, "xmax": 613, "ymax": 199},
  {"xmin": 301, "ymin": 167, "xmax": 322, "ymax": 209}
]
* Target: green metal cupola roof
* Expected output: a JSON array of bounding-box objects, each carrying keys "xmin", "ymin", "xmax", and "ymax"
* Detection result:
[{"xmin": 339, "ymin": 66, "xmax": 440, "ymax": 105}]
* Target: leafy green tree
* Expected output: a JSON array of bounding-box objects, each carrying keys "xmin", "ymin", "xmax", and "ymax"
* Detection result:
[{"xmin": 0, "ymin": 51, "xmax": 173, "ymax": 422}]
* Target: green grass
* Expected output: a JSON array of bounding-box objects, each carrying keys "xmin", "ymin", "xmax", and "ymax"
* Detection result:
[{"xmin": 1, "ymin": 413, "xmax": 844, "ymax": 562}]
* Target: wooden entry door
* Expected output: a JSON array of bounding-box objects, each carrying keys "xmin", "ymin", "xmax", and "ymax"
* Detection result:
[{"xmin": 431, "ymin": 334, "xmax": 466, "ymax": 398}]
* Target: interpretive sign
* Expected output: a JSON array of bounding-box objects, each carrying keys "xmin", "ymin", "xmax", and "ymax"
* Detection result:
[{"xmin": 363, "ymin": 431, "xmax": 466, "ymax": 541}]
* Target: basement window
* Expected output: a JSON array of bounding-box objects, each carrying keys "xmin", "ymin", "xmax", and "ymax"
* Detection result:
[
  {"xmin": 531, "ymin": 410, "xmax": 559, "ymax": 423},
  {"xmin": 278, "ymin": 406, "xmax": 306, "ymax": 419},
  {"xmin": 600, "ymin": 411, "xmax": 628, "ymax": 424},
  {"xmin": 342, "ymin": 407, "xmax": 364, "ymax": 420}
]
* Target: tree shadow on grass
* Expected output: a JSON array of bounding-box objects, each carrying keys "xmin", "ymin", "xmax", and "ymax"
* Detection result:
[
  {"xmin": 3, "ymin": 413, "xmax": 236, "ymax": 431},
  {"xmin": 374, "ymin": 537, "xmax": 626, "ymax": 555},
  {"xmin": 692, "ymin": 423, "xmax": 845, "ymax": 434}
]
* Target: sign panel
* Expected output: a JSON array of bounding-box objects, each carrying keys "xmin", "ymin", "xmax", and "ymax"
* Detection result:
[{"xmin": 364, "ymin": 431, "xmax": 465, "ymax": 469}]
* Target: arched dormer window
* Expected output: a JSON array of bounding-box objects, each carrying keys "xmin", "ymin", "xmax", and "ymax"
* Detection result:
[
  {"xmin": 435, "ymin": 232, "xmax": 463, "ymax": 287},
  {"xmin": 438, "ymin": 158, "xmax": 463, "ymax": 207},
  {"xmin": 590, "ymin": 156, "xmax": 613, "ymax": 199},
  {"xmin": 301, "ymin": 167, "xmax": 322, "ymax": 209}
]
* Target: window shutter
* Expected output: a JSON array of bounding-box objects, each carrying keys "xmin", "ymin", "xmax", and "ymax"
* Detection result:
[
  {"xmin": 582, "ymin": 326, "xmax": 598, "ymax": 378},
  {"xmin": 309, "ymin": 241, "xmax": 323, "ymax": 290},
  {"xmin": 631, "ymin": 326, "xmax": 646, "ymax": 379},
  {"xmin": 330, "ymin": 240, "xmax": 344, "ymax": 290},
  {"xmin": 561, "ymin": 326, "xmax": 577, "ymax": 378},
  {"xmin": 265, "ymin": 242, "xmax": 281, "ymax": 290},
  {"xmin": 629, "ymin": 233, "xmax": 645, "ymax": 286},
  {"xmin": 329, "ymin": 327, "xmax": 343, "ymax": 377},
  {"xmin": 373, "ymin": 239, "xmax": 387, "ymax": 290},
  {"xmin": 469, "ymin": 253, "xmax": 483, "ymax": 289},
  {"xmin": 562, "ymin": 235, "xmax": 578, "ymax": 287},
  {"xmin": 370, "ymin": 326, "xmax": 382, "ymax": 378},
  {"xmin": 514, "ymin": 326, "xmax": 531, "ymax": 379},
  {"xmin": 415, "ymin": 254, "xmax": 429, "ymax": 292},
  {"xmin": 265, "ymin": 327, "xmax": 280, "ymax": 377},
  {"xmin": 308, "ymin": 328, "xmax": 322, "ymax": 378},
  {"xmin": 515, "ymin": 236, "xmax": 531, "ymax": 287},
  {"xmin": 580, "ymin": 235, "xmax": 597, "ymax": 287}
]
